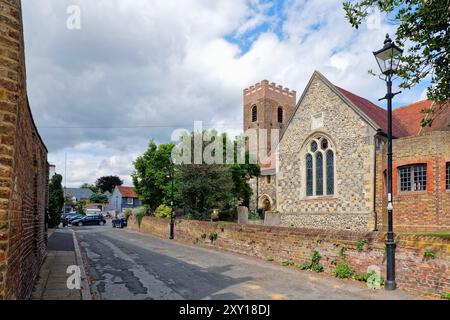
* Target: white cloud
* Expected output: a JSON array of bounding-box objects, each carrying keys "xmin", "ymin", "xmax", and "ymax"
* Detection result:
[{"xmin": 22, "ymin": 0, "xmax": 426, "ymax": 187}]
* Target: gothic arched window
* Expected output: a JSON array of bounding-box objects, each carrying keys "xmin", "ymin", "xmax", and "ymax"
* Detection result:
[
  {"xmin": 278, "ymin": 107, "xmax": 283, "ymax": 123},
  {"xmin": 252, "ymin": 105, "xmax": 257, "ymax": 122},
  {"xmin": 305, "ymin": 136, "xmax": 335, "ymax": 197},
  {"xmin": 306, "ymin": 154, "xmax": 313, "ymax": 196},
  {"xmin": 326, "ymin": 150, "xmax": 334, "ymax": 195}
]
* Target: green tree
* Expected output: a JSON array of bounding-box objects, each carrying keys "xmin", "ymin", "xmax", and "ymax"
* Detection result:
[
  {"xmin": 132, "ymin": 141, "xmax": 180, "ymax": 211},
  {"xmin": 48, "ymin": 174, "xmax": 64, "ymax": 228},
  {"xmin": 76, "ymin": 200, "xmax": 86, "ymax": 215},
  {"xmin": 95, "ymin": 175, "xmax": 123, "ymax": 193},
  {"xmin": 81, "ymin": 183, "xmax": 99, "ymax": 193},
  {"xmin": 89, "ymin": 193, "xmax": 109, "ymax": 204},
  {"xmin": 343, "ymin": 0, "xmax": 450, "ymax": 124}
]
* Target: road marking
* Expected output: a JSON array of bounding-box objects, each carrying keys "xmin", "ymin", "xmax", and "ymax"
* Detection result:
[{"xmin": 71, "ymin": 229, "xmax": 92, "ymax": 300}]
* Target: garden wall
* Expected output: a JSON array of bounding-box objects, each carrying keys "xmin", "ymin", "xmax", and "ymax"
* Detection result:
[{"xmin": 129, "ymin": 217, "xmax": 449, "ymax": 297}]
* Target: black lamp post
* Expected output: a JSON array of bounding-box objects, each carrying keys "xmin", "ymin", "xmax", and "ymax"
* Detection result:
[
  {"xmin": 168, "ymin": 156, "xmax": 175, "ymax": 240},
  {"xmin": 373, "ymin": 34, "xmax": 403, "ymax": 291}
]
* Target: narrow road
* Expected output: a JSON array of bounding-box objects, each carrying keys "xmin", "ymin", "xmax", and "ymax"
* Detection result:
[{"xmin": 74, "ymin": 223, "xmax": 415, "ymax": 300}]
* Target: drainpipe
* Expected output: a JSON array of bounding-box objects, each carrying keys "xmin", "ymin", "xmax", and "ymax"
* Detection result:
[{"xmin": 373, "ymin": 132, "xmax": 380, "ymax": 231}]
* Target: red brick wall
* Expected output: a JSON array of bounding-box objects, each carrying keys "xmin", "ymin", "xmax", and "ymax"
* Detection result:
[
  {"xmin": 130, "ymin": 217, "xmax": 449, "ymax": 296},
  {"xmin": 376, "ymin": 131, "xmax": 450, "ymax": 231},
  {"xmin": 0, "ymin": 0, "xmax": 48, "ymax": 300}
]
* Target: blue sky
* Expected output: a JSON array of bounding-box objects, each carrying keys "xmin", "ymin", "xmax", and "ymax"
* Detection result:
[{"xmin": 22, "ymin": 0, "xmax": 427, "ymax": 186}]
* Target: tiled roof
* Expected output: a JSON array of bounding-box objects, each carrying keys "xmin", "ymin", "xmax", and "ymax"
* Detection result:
[
  {"xmin": 118, "ymin": 186, "xmax": 138, "ymax": 198},
  {"xmin": 393, "ymin": 100, "xmax": 450, "ymax": 136},
  {"xmin": 335, "ymin": 86, "xmax": 410, "ymax": 138},
  {"xmin": 65, "ymin": 188, "xmax": 94, "ymax": 200}
]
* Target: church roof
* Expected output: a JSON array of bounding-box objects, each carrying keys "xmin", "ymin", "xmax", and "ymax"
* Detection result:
[{"xmin": 335, "ymin": 86, "xmax": 410, "ymax": 138}]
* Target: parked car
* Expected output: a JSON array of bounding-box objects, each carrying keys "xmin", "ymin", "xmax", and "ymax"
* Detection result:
[
  {"xmin": 62, "ymin": 213, "xmax": 81, "ymax": 226},
  {"xmin": 112, "ymin": 214, "xmax": 128, "ymax": 229},
  {"xmin": 67, "ymin": 214, "xmax": 84, "ymax": 223},
  {"xmin": 71, "ymin": 215, "xmax": 106, "ymax": 227}
]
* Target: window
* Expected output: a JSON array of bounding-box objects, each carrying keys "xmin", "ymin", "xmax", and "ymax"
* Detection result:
[
  {"xmin": 252, "ymin": 105, "xmax": 257, "ymax": 122},
  {"xmin": 266, "ymin": 176, "xmax": 271, "ymax": 184},
  {"xmin": 446, "ymin": 162, "xmax": 450, "ymax": 190},
  {"xmin": 127, "ymin": 197, "xmax": 134, "ymax": 205},
  {"xmin": 278, "ymin": 107, "xmax": 283, "ymax": 123},
  {"xmin": 316, "ymin": 152, "xmax": 323, "ymax": 196},
  {"xmin": 306, "ymin": 154, "xmax": 313, "ymax": 196},
  {"xmin": 326, "ymin": 150, "xmax": 334, "ymax": 195},
  {"xmin": 305, "ymin": 136, "xmax": 334, "ymax": 196},
  {"xmin": 398, "ymin": 164, "xmax": 427, "ymax": 192}
]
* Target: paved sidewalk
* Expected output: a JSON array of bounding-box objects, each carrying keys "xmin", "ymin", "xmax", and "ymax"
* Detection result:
[{"xmin": 31, "ymin": 229, "xmax": 82, "ymax": 300}]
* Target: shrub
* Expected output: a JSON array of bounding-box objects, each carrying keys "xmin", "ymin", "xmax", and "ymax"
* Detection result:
[
  {"xmin": 281, "ymin": 260, "xmax": 295, "ymax": 267},
  {"xmin": 333, "ymin": 261, "xmax": 355, "ymax": 279},
  {"xmin": 209, "ymin": 231, "xmax": 218, "ymax": 243},
  {"xmin": 266, "ymin": 257, "xmax": 274, "ymax": 262},
  {"xmin": 338, "ymin": 246, "xmax": 346, "ymax": 258},
  {"xmin": 314, "ymin": 235, "xmax": 323, "ymax": 244},
  {"xmin": 133, "ymin": 207, "xmax": 148, "ymax": 229},
  {"xmin": 219, "ymin": 222, "xmax": 226, "ymax": 232},
  {"xmin": 155, "ymin": 204, "xmax": 172, "ymax": 219},
  {"xmin": 356, "ymin": 240, "xmax": 367, "ymax": 252},
  {"xmin": 297, "ymin": 263, "xmax": 311, "ymax": 270},
  {"xmin": 440, "ymin": 292, "xmax": 450, "ymax": 300},
  {"xmin": 123, "ymin": 209, "xmax": 132, "ymax": 220},
  {"xmin": 248, "ymin": 211, "xmax": 260, "ymax": 220},
  {"xmin": 423, "ymin": 250, "xmax": 436, "ymax": 260}
]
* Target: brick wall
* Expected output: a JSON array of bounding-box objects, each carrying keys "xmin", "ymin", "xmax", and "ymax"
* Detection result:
[
  {"xmin": 0, "ymin": 0, "xmax": 48, "ymax": 300},
  {"xmin": 129, "ymin": 217, "xmax": 449, "ymax": 296},
  {"xmin": 376, "ymin": 131, "xmax": 450, "ymax": 231}
]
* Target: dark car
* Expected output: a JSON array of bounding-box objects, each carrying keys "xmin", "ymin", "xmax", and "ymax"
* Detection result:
[
  {"xmin": 61, "ymin": 213, "xmax": 81, "ymax": 226},
  {"xmin": 71, "ymin": 215, "xmax": 106, "ymax": 227},
  {"xmin": 67, "ymin": 214, "xmax": 84, "ymax": 223},
  {"xmin": 112, "ymin": 214, "xmax": 128, "ymax": 229}
]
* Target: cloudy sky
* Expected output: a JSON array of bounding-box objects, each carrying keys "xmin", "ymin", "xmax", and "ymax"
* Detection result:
[{"xmin": 22, "ymin": 0, "xmax": 427, "ymax": 187}]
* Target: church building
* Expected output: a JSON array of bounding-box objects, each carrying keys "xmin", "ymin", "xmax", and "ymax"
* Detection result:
[{"xmin": 244, "ymin": 71, "xmax": 450, "ymax": 232}]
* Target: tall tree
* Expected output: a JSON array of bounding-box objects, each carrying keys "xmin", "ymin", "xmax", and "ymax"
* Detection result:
[
  {"xmin": 132, "ymin": 141, "xmax": 180, "ymax": 211},
  {"xmin": 48, "ymin": 174, "xmax": 64, "ymax": 228},
  {"xmin": 343, "ymin": 0, "xmax": 450, "ymax": 125},
  {"xmin": 95, "ymin": 175, "xmax": 123, "ymax": 193}
]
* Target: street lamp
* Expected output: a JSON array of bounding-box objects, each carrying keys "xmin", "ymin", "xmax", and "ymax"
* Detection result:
[
  {"xmin": 168, "ymin": 156, "xmax": 175, "ymax": 240},
  {"xmin": 373, "ymin": 34, "xmax": 403, "ymax": 291}
]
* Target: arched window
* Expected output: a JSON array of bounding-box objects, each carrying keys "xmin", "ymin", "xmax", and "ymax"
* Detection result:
[
  {"xmin": 306, "ymin": 154, "xmax": 313, "ymax": 196},
  {"xmin": 305, "ymin": 136, "xmax": 335, "ymax": 197},
  {"xmin": 316, "ymin": 152, "xmax": 323, "ymax": 195},
  {"xmin": 278, "ymin": 107, "xmax": 283, "ymax": 123},
  {"xmin": 326, "ymin": 150, "xmax": 334, "ymax": 195},
  {"xmin": 252, "ymin": 105, "xmax": 257, "ymax": 122}
]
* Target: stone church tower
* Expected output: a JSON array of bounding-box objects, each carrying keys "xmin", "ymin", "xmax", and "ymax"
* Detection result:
[
  {"xmin": 243, "ymin": 80, "xmax": 296, "ymax": 214},
  {"xmin": 243, "ymin": 80, "xmax": 296, "ymax": 160}
]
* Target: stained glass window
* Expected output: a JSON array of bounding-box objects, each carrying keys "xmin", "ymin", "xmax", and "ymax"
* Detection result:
[
  {"xmin": 311, "ymin": 141, "xmax": 318, "ymax": 152},
  {"xmin": 321, "ymin": 139, "xmax": 328, "ymax": 150},
  {"xmin": 306, "ymin": 154, "xmax": 313, "ymax": 196},
  {"xmin": 316, "ymin": 152, "xmax": 323, "ymax": 196},
  {"xmin": 326, "ymin": 150, "xmax": 334, "ymax": 195}
]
